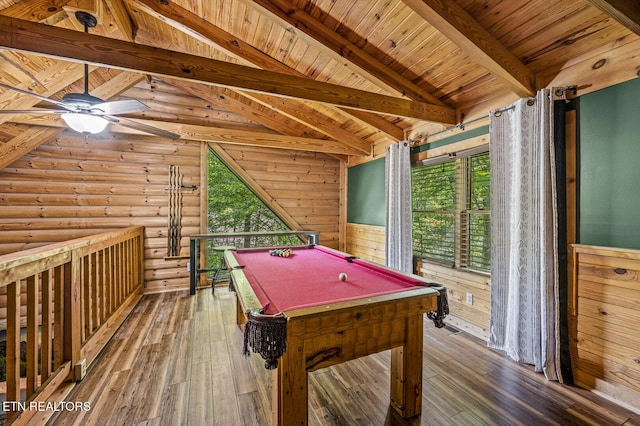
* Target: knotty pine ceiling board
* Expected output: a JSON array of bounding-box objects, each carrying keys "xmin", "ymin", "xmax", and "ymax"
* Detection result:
[
  {"xmin": 1, "ymin": 51, "xmax": 56, "ymax": 81},
  {"xmin": 291, "ymin": 0, "xmax": 480, "ymax": 107},
  {"xmin": 131, "ymin": 13, "xmax": 234, "ymax": 63},
  {"xmin": 245, "ymin": 9, "xmax": 279, "ymax": 48},
  {"xmin": 238, "ymin": 2, "xmax": 409, "ymax": 98},
  {"xmin": 122, "ymin": 82, "xmax": 266, "ymax": 129},
  {"xmin": 0, "ymin": 0, "xmax": 17, "ymax": 9},
  {"xmin": 522, "ymin": 16, "xmax": 634, "ymax": 72}
]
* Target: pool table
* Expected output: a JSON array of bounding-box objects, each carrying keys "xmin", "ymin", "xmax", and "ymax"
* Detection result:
[{"xmin": 224, "ymin": 245, "xmax": 448, "ymax": 425}]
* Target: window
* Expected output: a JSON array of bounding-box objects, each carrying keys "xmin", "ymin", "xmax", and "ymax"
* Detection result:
[
  {"xmin": 206, "ymin": 149, "xmax": 300, "ymax": 269},
  {"xmin": 411, "ymin": 150, "xmax": 490, "ymax": 272},
  {"xmin": 207, "ymin": 148, "xmax": 299, "ymax": 246}
]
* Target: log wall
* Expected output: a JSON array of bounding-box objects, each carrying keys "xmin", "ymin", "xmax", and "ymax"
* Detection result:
[
  {"xmin": 0, "ymin": 132, "xmax": 342, "ymax": 293},
  {"xmin": 0, "ymin": 132, "xmax": 201, "ymax": 293}
]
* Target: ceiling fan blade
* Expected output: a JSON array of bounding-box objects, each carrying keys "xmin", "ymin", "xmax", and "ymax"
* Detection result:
[
  {"xmin": 0, "ymin": 81, "xmax": 69, "ymax": 109},
  {"xmin": 107, "ymin": 116, "xmax": 180, "ymax": 140},
  {"xmin": 91, "ymin": 99, "xmax": 150, "ymax": 115}
]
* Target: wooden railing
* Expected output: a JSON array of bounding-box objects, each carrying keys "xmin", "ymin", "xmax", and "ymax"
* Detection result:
[{"xmin": 0, "ymin": 226, "xmax": 145, "ymax": 425}]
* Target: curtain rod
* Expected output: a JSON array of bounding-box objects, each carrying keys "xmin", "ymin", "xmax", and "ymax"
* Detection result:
[
  {"xmin": 409, "ymin": 85, "xmax": 577, "ymax": 144},
  {"xmin": 408, "ymin": 104, "xmax": 512, "ymax": 144}
]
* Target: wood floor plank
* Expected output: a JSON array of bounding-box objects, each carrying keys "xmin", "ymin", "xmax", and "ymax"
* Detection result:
[
  {"xmin": 237, "ymin": 391, "xmax": 270, "ymax": 426},
  {"xmin": 107, "ymin": 342, "xmax": 164, "ymax": 425},
  {"xmin": 51, "ymin": 288, "xmax": 640, "ymax": 426},
  {"xmin": 225, "ymin": 322, "xmax": 260, "ymax": 396},
  {"xmin": 159, "ymin": 381, "xmax": 188, "ymax": 425},
  {"xmin": 210, "ymin": 339, "xmax": 243, "ymax": 425},
  {"xmin": 111, "ymin": 297, "xmax": 161, "ymax": 372},
  {"xmin": 190, "ymin": 310, "xmax": 213, "ymax": 365},
  {"xmin": 187, "ymin": 361, "xmax": 214, "ymax": 424},
  {"xmin": 85, "ymin": 370, "xmax": 133, "ymax": 425},
  {"xmin": 130, "ymin": 334, "xmax": 175, "ymax": 423},
  {"xmin": 166, "ymin": 319, "xmax": 193, "ymax": 386}
]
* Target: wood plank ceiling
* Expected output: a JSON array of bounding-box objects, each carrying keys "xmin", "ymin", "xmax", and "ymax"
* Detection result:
[{"xmin": 0, "ymin": 0, "xmax": 638, "ymax": 168}]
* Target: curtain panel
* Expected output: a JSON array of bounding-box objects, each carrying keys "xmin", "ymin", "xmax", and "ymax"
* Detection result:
[
  {"xmin": 488, "ymin": 88, "xmax": 570, "ymax": 382},
  {"xmin": 385, "ymin": 141, "xmax": 413, "ymax": 273}
]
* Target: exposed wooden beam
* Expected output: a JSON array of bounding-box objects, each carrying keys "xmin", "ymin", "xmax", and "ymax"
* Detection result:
[
  {"xmin": 90, "ymin": 69, "xmax": 145, "ymax": 99},
  {"xmin": 349, "ymin": 112, "xmax": 404, "ymax": 141},
  {"xmin": 0, "ymin": 15, "xmax": 456, "ymax": 123},
  {"xmin": 239, "ymin": 92, "xmax": 372, "ymax": 154},
  {"xmin": 113, "ymin": 121, "xmax": 368, "ymax": 155},
  {"xmin": 129, "ymin": 0, "xmax": 399, "ymax": 143},
  {"xmin": 170, "ymin": 80, "xmax": 371, "ymax": 155},
  {"xmin": 104, "ymin": 0, "xmax": 136, "ymax": 42},
  {"xmin": 0, "ymin": 51, "xmax": 41, "ymax": 88},
  {"xmin": 243, "ymin": 0, "xmax": 448, "ymax": 106},
  {"xmin": 586, "ymin": 0, "xmax": 640, "ymax": 36},
  {"xmin": 401, "ymin": 0, "xmax": 536, "ymax": 97},
  {"xmin": 6, "ymin": 114, "xmax": 365, "ymax": 156}
]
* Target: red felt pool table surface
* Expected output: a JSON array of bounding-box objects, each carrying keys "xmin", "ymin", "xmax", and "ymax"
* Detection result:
[{"xmin": 228, "ymin": 245, "xmax": 427, "ymax": 314}]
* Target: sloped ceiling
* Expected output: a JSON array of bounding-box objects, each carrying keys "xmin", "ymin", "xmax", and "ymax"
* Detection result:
[{"xmin": 0, "ymin": 0, "xmax": 639, "ymax": 168}]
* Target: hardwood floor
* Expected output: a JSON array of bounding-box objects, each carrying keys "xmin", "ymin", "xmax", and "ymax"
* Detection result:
[{"xmin": 50, "ymin": 288, "xmax": 640, "ymax": 426}]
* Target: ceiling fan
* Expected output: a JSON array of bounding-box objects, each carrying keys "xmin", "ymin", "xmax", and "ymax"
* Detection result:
[{"xmin": 0, "ymin": 12, "xmax": 180, "ymax": 140}]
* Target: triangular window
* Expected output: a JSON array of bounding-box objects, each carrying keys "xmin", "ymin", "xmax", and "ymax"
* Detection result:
[{"xmin": 207, "ymin": 148, "xmax": 300, "ymax": 249}]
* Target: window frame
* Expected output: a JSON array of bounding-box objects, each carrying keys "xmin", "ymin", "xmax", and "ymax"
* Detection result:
[{"xmin": 412, "ymin": 146, "xmax": 490, "ymax": 274}]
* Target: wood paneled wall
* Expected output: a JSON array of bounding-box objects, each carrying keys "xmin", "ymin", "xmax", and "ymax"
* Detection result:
[
  {"xmin": 570, "ymin": 244, "xmax": 640, "ymax": 412},
  {"xmin": 345, "ymin": 223, "xmax": 385, "ymax": 265},
  {"xmin": 0, "ymin": 133, "xmax": 342, "ymax": 293},
  {"xmin": 417, "ymin": 261, "xmax": 490, "ymax": 340},
  {"xmin": 345, "ymin": 222, "xmax": 490, "ymax": 340}
]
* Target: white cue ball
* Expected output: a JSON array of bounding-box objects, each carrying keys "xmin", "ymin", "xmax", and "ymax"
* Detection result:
[{"xmin": 339, "ymin": 273, "xmax": 347, "ymax": 282}]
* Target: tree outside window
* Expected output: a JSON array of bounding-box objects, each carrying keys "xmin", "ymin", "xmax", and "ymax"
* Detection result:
[
  {"xmin": 206, "ymin": 149, "xmax": 299, "ymax": 267},
  {"xmin": 411, "ymin": 151, "xmax": 490, "ymax": 272}
]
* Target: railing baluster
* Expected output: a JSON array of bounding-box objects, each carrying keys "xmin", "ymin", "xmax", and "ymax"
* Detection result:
[
  {"xmin": 99, "ymin": 249, "xmax": 106, "ymax": 325},
  {"xmin": 91, "ymin": 251, "xmax": 99, "ymax": 335},
  {"xmin": 41, "ymin": 269, "xmax": 53, "ymax": 381},
  {"xmin": 65, "ymin": 251, "xmax": 81, "ymax": 380},
  {"xmin": 53, "ymin": 265, "xmax": 64, "ymax": 370},
  {"xmin": 105, "ymin": 246, "xmax": 113, "ymax": 316},
  {"xmin": 115, "ymin": 243, "xmax": 120, "ymax": 306},
  {"xmin": 26, "ymin": 274, "xmax": 39, "ymax": 398},
  {"xmin": 6, "ymin": 280, "xmax": 21, "ymax": 418},
  {"xmin": 82, "ymin": 254, "xmax": 89, "ymax": 342}
]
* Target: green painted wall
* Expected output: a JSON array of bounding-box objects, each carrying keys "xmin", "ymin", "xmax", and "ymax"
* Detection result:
[
  {"xmin": 579, "ymin": 78, "xmax": 640, "ymax": 249},
  {"xmin": 347, "ymin": 158, "xmax": 386, "ymax": 226},
  {"xmin": 346, "ymin": 128, "xmax": 492, "ymax": 226}
]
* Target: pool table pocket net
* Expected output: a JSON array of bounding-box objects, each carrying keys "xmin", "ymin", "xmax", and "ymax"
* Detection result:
[{"xmin": 243, "ymin": 308, "xmax": 287, "ymax": 370}]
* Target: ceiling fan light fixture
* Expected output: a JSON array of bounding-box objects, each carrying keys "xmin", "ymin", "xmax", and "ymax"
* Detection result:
[{"xmin": 61, "ymin": 113, "xmax": 109, "ymax": 134}]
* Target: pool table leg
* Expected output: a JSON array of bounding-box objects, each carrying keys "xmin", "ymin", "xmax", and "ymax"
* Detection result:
[
  {"xmin": 273, "ymin": 336, "xmax": 307, "ymax": 425},
  {"xmin": 390, "ymin": 313, "xmax": 424, "ymax": 418}
]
